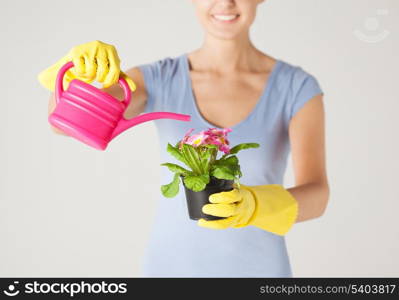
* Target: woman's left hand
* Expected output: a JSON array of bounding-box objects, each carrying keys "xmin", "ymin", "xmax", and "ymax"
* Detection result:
[
  {"xmin": 197, "ymin": 183, "xmax": 299, "ymax": 236},
  {"xmin": 198, "ymin": 184, "xmax": 256, "ymax": 229}
]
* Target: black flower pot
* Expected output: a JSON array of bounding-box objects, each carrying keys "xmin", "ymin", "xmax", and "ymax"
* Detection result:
[{"xmin": 180, "ymin": 175, "xmax": 234, "ymax": 221}]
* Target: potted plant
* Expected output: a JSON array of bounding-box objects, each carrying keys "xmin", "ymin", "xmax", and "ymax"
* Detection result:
[{"xmin": 160, "ymin": 127, "xmax": 260, "ymax": 221}]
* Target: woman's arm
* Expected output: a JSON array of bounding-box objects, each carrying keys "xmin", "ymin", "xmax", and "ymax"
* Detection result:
[{"xmin": 287, "ymin": 94, "xmax": 330, "ymax": 223}]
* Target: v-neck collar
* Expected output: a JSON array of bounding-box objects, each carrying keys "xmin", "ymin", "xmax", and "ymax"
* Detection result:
[{"xmin": 182, "ymin": 53, "xmax": 282, "ymax": 132}]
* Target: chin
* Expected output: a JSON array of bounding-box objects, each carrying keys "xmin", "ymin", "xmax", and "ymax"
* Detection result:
[
  {"xmin": 204, "ymin": 18, "xmax": 249, "ymax": 41},
  {"xmin": 207, "ymin": 30, "xmax": 243, "ymax": 41}
]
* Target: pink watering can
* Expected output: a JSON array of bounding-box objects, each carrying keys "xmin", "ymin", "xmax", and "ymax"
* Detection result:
[{"xmin": 49, "ymin": 61, "xmax": 191, "ymax": 150}]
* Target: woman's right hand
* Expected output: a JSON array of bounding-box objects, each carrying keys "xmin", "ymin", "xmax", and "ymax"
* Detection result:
[{"xmin": 38, "ymin": 40, "xmax": 136, "ymax": 92}]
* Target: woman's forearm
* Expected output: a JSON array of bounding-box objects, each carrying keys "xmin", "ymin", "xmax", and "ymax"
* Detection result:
[{"xmin": 287, "ymin": 181, "xmax": 330, "ymax": 223}]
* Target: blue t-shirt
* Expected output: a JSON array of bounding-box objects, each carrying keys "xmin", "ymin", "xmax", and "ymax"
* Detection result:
[{"xmin": 137, "ymin": 53, "xmax": 323, "ymax": 277}]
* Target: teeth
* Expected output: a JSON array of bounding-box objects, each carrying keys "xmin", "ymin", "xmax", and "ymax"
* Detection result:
[{"xmin": 213, "ymin": 14, "xmax": 238, "ymax": 21}]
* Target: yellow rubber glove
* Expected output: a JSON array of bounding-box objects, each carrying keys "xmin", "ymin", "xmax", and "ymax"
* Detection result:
[
  {"xmin": 37, "ymin": 40, "xmax": 136, "ymax": 92},
  {"xmin": 198, "ymin": 183, "xmax": 299, "ymax": 236}
]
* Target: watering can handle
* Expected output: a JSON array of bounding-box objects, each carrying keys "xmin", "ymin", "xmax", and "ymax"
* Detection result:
[{"xmin": 55, "ymin": 61, "xmax": 132, "ymax": 107}]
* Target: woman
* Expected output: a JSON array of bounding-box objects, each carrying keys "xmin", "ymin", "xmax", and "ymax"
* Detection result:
[{"xmin": 40, "ymin": 0, "xmax": 329, "ymax": 277}]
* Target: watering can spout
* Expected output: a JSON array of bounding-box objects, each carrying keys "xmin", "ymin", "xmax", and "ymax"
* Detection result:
[{"xmin": 110, "ymin": 112, "xmax": 191, "ymax": 140}]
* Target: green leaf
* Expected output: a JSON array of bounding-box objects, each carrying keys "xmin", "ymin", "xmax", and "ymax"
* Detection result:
[
  {"xmin": 198, "ymin": 146, "xmax": 212, "ymax": 159},
  {"xmin": 211, "ymin": 166, "xmax": 235, "ymax": 180},
  {"xmin": 166, "ymin": 143, "xmax": 188, "ymax": 166},
  {"xmin": 235, "ymin": 167, "xmax": 242, "ymax": 177},
  {"xmin": 200, "ymin": 173, "xmax": 210, "ymax": 185},
  {"xmin": 183, "ymin": 174, "xmax": 209, "ymax": 192},
  {"xmin": 161, "ymin": 173, "xmax": 180, "ymax": 198},
  {"xmin": 199, "ymin": 145, "xmax": 218, "ymax": 173},
  {"xmin": 197, "ymin": 147, "xmax": 210, "ymax": 171},
  {"xmin": 216, "ymin": 155, "xmax": 239, "ymax": 166},
  {"xmin": 228, "ymin": 143, "xmax": 260, "ymax": 155},
  {"xmin": 213, "ymin": 155, "xmax": 242, "ymax": 178},
  {"xmin": 160, "ymin": 163, "xmax": 190, "ymax": 175},
  {"xmin": 182, "ymin": 144, "xmax": 203, "ymax": 174}
]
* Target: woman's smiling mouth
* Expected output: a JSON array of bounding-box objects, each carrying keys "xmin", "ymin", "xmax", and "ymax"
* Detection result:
[{"xmin": 211, "ymin": 14, "xmax": 240, "ymax": 23}]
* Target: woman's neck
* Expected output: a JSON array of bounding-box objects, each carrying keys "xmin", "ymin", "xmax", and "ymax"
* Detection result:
[{"xmin": 189, "ymin": 32, "xmax": 266, "ymax": 74}]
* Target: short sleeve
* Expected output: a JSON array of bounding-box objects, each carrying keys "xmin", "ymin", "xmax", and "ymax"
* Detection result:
[
  {"xmin": 288, "ymin": 68, "xmax": 324, "ymax": 121},
  {"xmin": 137, "ymin": 58, "xmax": 173, "ymax": 113}
]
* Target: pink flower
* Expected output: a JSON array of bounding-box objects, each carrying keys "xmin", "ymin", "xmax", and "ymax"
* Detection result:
[
  {"xmin": 179, "ymin": 128, "xmax": 194, "ymax": 149},
  {"xmin": 179, "ymin": 127, "xmax": 232, "ymax": 154},
  {"xmin": 204, "ymin": 128, "xmax": 232, "ymax": 138},
  {"xmin": 203, "ymin": 128, "xmax": 232, "ymax": 154},
  {"xmin": 186, "ymin": 132, "xmax": 209, "ymax": 147}
]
